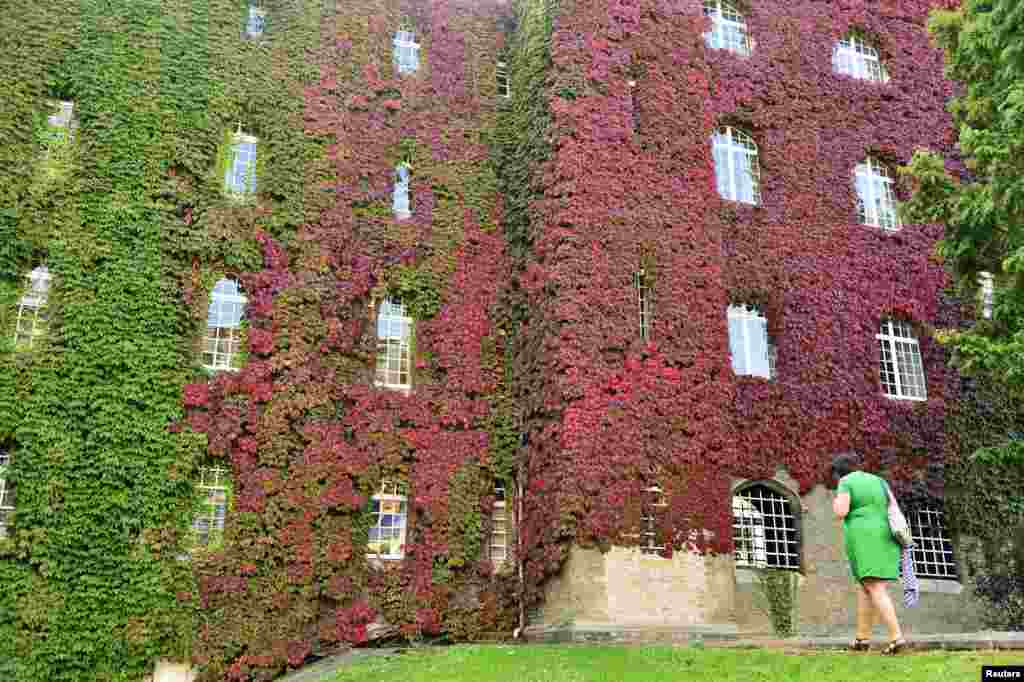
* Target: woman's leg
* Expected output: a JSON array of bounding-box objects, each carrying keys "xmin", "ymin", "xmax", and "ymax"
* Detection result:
[
  {"xmin": 862, "ymin": 578, "xmax": 903, "ymax": 642},
  {"xmin": 855, "ymin": 584, "xmax": 875, "ymax": 640}
]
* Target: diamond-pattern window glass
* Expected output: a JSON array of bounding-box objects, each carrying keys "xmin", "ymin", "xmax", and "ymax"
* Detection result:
[
  {"xmin": 877, "ymin": 319, "xmax": 927, "ymax": 400},
  {"xmin": 702, "ymin": 0, "xmax": 752, "ymax": 56},
  {"xmin": 712, "ymin": 127, "xmax": 761, "ymax": 205},
  {"xmin": 979, "ymin": 272, "xmax": 994, "ymax": 319},
  {"xmin": 203, "ymin": 278, "xmax": 247, "ymax": 372},
  {"xmin": 13, "ymin": 266, "xmax": 51, "ymax": 352},
  {"xmin": 854, "ymin": 157, "xmax": 900, "ymax": 231},
  {"xmin": 393, "ymin": 165, "xmax": 411, "ymax": 218}
]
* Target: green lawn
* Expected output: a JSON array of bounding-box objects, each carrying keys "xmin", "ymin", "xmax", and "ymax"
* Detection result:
[{"xmin": 321, "ymin": 644, "xmax": 1022, "ymax": 682}]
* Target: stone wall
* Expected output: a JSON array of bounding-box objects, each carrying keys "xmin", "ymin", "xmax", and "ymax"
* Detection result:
[{"xmin": 532, "ymin": 468, "xmax": 983, "ymax": 638}]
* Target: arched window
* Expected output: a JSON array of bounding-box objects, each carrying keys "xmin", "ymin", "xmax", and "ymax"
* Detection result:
[
  {"xmin": 855, "ymin": 157, "xmax": 900, "ymax": 231},
  {"xmin": 393, "ymin": 29, "xmax": 420, "ymax": 74},
  {"xmin": 908, "ymin": 504, "xmax": 956, "ymax": 579},
  {"xmin": 224, "ymin": 131, "xmax": 258, "ymax": 196},
  {"xmin": 712, "ymin": 127, "xmax": 761, "ymax": 205},
  {"xmin": 703, "ymin": 0, "xmax": 752, "ymax": 56},
  {"xmin": 877, "ymin": 319, "xmax": 926, "ymax": 401},
  {"xmin": 833, "ymin": 33, "xmax": 889, "ymax": 83},
  {"xmin": 203, "ymin": 278, "xmax": 247, "ymax": 372},
  {"xmin": 13, "ymin": 265, "xmax": 51, "ymax": 351},
  {"xmin": 375, "ymin": 297, "xmax": 413, "ymax": 391},
  {"xmin": 732, "ymin": 483, "xmax": 799, "ymax": 569},
  {"xmin": 393, "ymin": 164, "xmax": 411, "ymax": 219}
]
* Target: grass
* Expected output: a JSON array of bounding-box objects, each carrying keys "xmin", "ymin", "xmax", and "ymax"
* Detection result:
[{"xmin": 316, "ymin": 644, "xmax": 1022, "ymax": 682}]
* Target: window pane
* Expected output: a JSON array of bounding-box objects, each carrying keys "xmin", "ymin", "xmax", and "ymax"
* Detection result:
[{"xmin": 727, "ymin": 308, "xmax": 747, "ymax": 375}]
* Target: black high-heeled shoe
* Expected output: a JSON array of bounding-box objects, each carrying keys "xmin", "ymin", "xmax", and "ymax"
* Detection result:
[{"xmin": 848, "ymin": 638, "xmax": 870, "ymax": 651}]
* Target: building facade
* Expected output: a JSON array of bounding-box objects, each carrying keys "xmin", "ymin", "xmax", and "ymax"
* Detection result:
[{"xmin": 0, "ymin": 1, "xmax": 988, "ymax": 681}]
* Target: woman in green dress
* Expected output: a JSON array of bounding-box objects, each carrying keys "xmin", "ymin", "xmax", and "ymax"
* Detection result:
[{"xmin": 831, "ymin": 452, "xmax": 906, "ymax": 654}]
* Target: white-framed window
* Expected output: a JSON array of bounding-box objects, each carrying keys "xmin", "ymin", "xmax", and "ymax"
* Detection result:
[
  {"xmin": 877, "ymin": 319, "xmax": 927, "ymax": 401},
  {"xmin": 193, "ymin": 466, "xmax": 229, "ymax": 548},
  {"xmin": 702, "ymin": 0, "xmax": 752, "ymax": 56},
  {"xmin": 393, "ymin": 164, "xmax": 411, "ymax": 219},
  {"xmin": 978, "ymin": 271, "xmax": 994, "ymax": 319},
  {"xmin": 13, "ymin": 265, "xmax": 51, "ymax": 351},
  {"xmin": 224, "ymin": 132, "xmax": 258, "ymax": 195},
  {"xmin": 246, "ymin": 1, "xmax": 266, "ymax": 37},
  {"xmin": 832, "ymin": 33, "xmax": 889, "ymax": 83},
  {"xmin": 634, "ymin": 269, "xmax": 651, "ymax": 342},
  {"xmin": 855, "ymin": 157, "xmax": 900, "ymax": 231},
  {"xmin": 639, "ymin": 485, "xmax": 668, "ymax": 555},
  {"xmin": 46, "ymin": 100, "xmax": 75, "ymax": 144},
  {"xmin": 727, "ymin": 304, "xmax": 773, "ymax": 379},
  {"xmin": 203, "ymin": 278, "xmax": 247, "ymax": 372},
  {"xmin": 733, "ymin": 484, "xmax": 799, "ymax": 569},
  {"xmin": 712, "ymin": 127, "xmax": 761, "ymax": 205},
  {"xmin": 375, "ymin": 297, "xmax": 412, "ymax": 390},
  {"xmin": 368, "ymin": 480, "xmax": 408, "ymax": 559},
  {"xmin": 908, "ymin": 505, "xmax": 957, "ymax": 579},
  {"xmin": 393, "ymin": 30, "xmax": 420, "ymax": 74},
  {"xmin": 491, "ymin": 483, "xmax": 509, "ymax": 564},
  {"xmin": 496, "ymin": 60, "xmax": 511, "ymax": 99},
  {"xmin": 0, "ymin": 450, "xmax": 13, "ymax": 537}
]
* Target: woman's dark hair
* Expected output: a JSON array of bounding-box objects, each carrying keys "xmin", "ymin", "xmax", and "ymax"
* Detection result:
[{"xmin": 831, "ymin": 451, "xmax": 862, "ymax": 482}]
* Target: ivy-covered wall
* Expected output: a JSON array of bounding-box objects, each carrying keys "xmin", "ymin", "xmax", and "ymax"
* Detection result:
[
  {"xmin": 1, "ymin": 1, "xmax": 515, "ymax": 680},
  {"xmin": 0, "ymin": 0, "xmax": 1010, "ymax": 680},
  {"xmin": 504, "ymin": 0, "xmax": 967, "ymax": 610}
]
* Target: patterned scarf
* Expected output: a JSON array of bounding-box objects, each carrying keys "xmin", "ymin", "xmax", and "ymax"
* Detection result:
[{"xmin": 901, "ymin": 545, "xmax": 919, "ymax": 608}]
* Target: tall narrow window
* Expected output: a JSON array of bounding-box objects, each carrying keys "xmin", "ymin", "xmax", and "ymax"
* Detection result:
[
  {"xmin": 193, "ymin": 466, "xmax": 229, "ymax": 548},
  {"xmin": 732, "ymin": 484, "xmax": 799, "ymax": 569},
  {"xmin": 203, "ymin": 278, "xmax": 247, "ymax": 372},
  {"xmin": 0, "ymin": 450, "xmax": 13, "ymax": 537},
  {"xmin": 224, "ymin": 132, "xmax": 258, "ymax": 196},
  {"xmin": 491, "ymin": 483, "xmax": 508, "ymax": 564},
  {"xmin": 393, "ymin": 164, "xmax": 411, "ymax": 219},
  {"xmin": 496, "ymin": 60, "xmax": 511, "ymax": 99},
  {"xmin": 246, "ymin": 1, "xmax": 266, "ymax": 37},
  {"xmin": 393, "ymin": 30, "xmax": 420, "ymax": 74},
  {"xmin": 634, "ymin": 269, "xmax": 651, "ymax": 341},
  {"xmin": 375, "ymin": 298, "xmax": 412, "ymax": 391},
  {"xmin": 978, "ymin": 271, "xmax": 994, "ymax": 319},
  {"xmin": 13, "ymin": 265, "xmax": 51, "ymax": 352},
  {"xmin": 46, "ymin": 100, "xmax": 75, "ymax": 145},
  {"xmin": 908, "ymin": 504, "xmax": 957, "ymax": 579},
  {"xmin": 726, "ymin": 304, "xmax": 773, "ymax": 379},
  {"xmin": 855, "ymin": 157, "xmax": 900, "ymax": 231},
  {"xmin": 702, "ymin": 0, "xmax": 752, "ymax": 56},
  {"xmin": 368, "ymin": 480, "xmax": 408, "ymax": 559},
  {"xmin": 640, "ymin": 485, "xmax": 668, "ymax": 555},
  {"xmin": 833, "ymin": 33, "xmax": 889, "ymax": 83},
  {"xmin": 712, "ymin": 127, "xmax": 761, "ymax": 205},
  {"xmin": 877, "ymin": 319, "xmax": 927, "ymax": 401}
]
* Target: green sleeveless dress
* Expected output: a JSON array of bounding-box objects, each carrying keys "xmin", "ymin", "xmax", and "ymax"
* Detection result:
[{"xmin": 837, "ymin": 471, "xmax": 899, "ymax": 582}]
